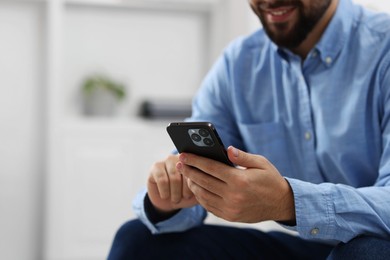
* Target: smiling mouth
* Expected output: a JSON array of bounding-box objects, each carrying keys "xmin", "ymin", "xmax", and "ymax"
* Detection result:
[
  {"xmin": 268, "ymin": 6, "xmax": 295, "ymax": 16},
  {"xmin": 263, "ymin": 5, "xmax": 297, "ymax": 23}
]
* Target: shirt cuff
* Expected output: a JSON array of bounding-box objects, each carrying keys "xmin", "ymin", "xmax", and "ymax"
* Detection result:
[
  {"xmin": 285, "ymin": 178, "xmax": 338, "ymax": 244},
  {"xmin": 132, "ymin": 188, "xmax": 207, "ymax": 234},
  {"xmin": 144, "ymin": 193, "xmax": 180, "ymax": 224}
]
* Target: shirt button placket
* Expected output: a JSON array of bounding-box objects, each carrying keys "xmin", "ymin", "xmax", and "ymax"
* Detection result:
[{"xmin": 293, "ymin": 61, "xmax": 317, "ymax": 181}]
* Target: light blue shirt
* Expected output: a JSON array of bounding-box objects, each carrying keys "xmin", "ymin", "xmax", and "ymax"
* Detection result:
[{"xmin": 133, "ymin": 0, "xmax": 390, "ymax": 243}]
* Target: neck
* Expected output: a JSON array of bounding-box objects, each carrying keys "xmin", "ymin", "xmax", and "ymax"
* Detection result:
[{"xmin": 292, "ymin": 0, "xmax": 339, "ymax": 59}]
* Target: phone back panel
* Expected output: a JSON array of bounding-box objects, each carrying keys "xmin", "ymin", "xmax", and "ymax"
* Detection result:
[{"xmin": 166, "ymin": 122, "xmax": 233, "ymax": 166}]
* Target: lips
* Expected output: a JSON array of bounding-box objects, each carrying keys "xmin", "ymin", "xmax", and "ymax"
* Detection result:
[
  {"xmin": 265, "ymin": 6, "xmax": 296, "ymax": 23},
  {"xmin": 258, "ymin": 2, "xmax": 297, "ymax": 23}
]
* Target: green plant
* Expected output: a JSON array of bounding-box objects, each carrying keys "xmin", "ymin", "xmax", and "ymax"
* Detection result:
[{"xmin": 82, "ymin": 74, "xmax": 126, "ymax": 101}]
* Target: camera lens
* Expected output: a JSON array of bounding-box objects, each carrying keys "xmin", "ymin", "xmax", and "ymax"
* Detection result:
[
  {"xmin": 191, "ymin": 133, "xmax": 201, "ymax": 142},
  {"xmin": 203, "ymin": 138, "xmax": 214, "ymax": 146},
  {"xmin": 198, "ymin": 129, "xmax": 209, "ymax": 137}
]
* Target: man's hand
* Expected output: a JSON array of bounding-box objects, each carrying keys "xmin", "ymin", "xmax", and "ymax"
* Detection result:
[
  {"xmin": 147, "ymin": 154, "xmax": 198, "ymax": 215},
  {"xmin": 176, "ymin": 146, "xmax": 296, "ymax": 223}
]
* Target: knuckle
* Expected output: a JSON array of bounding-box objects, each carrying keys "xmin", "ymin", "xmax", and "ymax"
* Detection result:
[
  {"xmin": 229, "ymin": 193, "xmax": 245, "ymax": 206},
  {"xmin": 257, "ymin": 155, "xmax": 269, "ymax": 164},
  {"xmin": 197, "ymin": 190, "xmax": 211, "ymax": 202},
  {"xmin": 207, "ymin": 163, "xmax": 220, "ymax": 174},
  {"xmin": 169, "ymin": 173, "xmax": 182, "ymax": 184},
  {"xmin": 202, "ymin": 192, "xmax": 212, "ymax": 202},
  {"xmin": 166, "ymin": 154, "xmax": 179, "ymax": 164},
  {"xmin": 149, "ymin": 161, "xmax": 162, "ymax": 172},
  {"xmin": 156, "ymin": 174, "xmax": 169, "ymax": 186},
  {"xmin": 223, "ymin": 193, "xmax": 246, "ymax": 221},
  {"xmin": 187, "ymin": 179, "xmax": 196, "ymax": 191},
  {"xmin": 235, "ymin": 175, "xmax": 249, "ymax": 189},
  {"xmin": 150, "ymin": 160, "xmax": 167, "ymax": 175},
  {"xmin": 198, "ymin": 177, "xmax": 211, "ymax": 189}
]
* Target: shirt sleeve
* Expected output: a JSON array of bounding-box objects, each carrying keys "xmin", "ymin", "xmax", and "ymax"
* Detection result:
[
  {"xmin": 132, "ymin": 188, "xmax": 207, "ymax": 234},
  {"xmin": 285, "ymin": 178, "xmax": 390, "ymax": 243}
]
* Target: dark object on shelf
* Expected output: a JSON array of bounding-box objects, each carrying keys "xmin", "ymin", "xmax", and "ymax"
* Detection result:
[{"xmin": 139, "ymin": 99, "xmax": 192, "ymax": 119}]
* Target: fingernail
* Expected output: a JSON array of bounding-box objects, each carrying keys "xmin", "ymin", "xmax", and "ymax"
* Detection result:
[
  {"xmin": 176, "ymin": 162, "xmax": 183, "ymax": 171},
  {"xmin": 231, "ymin": 146, "xmax": 239, "ymax": 157},
  {"xmin": 179, "ymin": 153, "xmax": 187, "ymax": 162}
]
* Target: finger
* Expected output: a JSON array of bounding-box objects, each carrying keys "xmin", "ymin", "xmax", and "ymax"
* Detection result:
[
  {"xmin": 227, "ymin": 146, "xmax": 268, "ymax": 169},
  {"xmin": 173, "ymin": 162, "xmax": 195, "ymax": 201},
  {"xmin": 179, "ymin": 153, "xmax": 232, "ymax": 182},
  {"xmin": 151, "ymin": 162, "xmax": 170, "ymax": 200},
  {"xmin": 166, "ymin": 161, "xmax": 183, "ymax": 204},
  {"xmin": 182, "ymin": 176, "xmax": 194, "ymax": 199},
  {"xmin": 186, "ymin": 177, "xmax": 223, "ymax": 214},
  {"xmin": 147, "ymin": 178, "xmax": 163, "ymax": 202},
  {"xmin": 179, "ymin": 162, "xmax": 225, "ymax": 197}
]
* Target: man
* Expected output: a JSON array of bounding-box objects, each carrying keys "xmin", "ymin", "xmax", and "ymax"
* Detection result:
[{"xmin": 108, "ymin": 0, "xmax": 390, "ymax": 258}]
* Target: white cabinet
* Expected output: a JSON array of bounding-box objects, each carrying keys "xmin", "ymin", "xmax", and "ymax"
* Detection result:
[{"xmin": 45, "ymin": 119, "xmax": 175, "ymax": 259}]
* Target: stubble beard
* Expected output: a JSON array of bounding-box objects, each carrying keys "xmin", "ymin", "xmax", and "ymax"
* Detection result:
[{"xmin": 258, "ymin": 0, "xmax": 332, "ymax": 49}]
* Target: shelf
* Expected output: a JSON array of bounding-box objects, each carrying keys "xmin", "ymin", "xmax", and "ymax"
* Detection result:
[
  {"xmin": 62, "ymin": 116, "xmax": 174, "ymax": 129},
  {"xmin": 0, "ymin": 0, "xmax": 46, "ymax": 3},
  {"xmin": 65, "ymin": 0, "xmax": 221, "ymax": 12}
]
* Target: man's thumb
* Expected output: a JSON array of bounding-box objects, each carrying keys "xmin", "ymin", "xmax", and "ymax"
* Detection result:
[{"xmin": 227, "ymin": 146, "xmax": 266, "ymax": 169}]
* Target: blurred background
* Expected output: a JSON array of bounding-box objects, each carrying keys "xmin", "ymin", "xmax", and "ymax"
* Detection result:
[{"xmin": 0, "ymin": 0, "xmax": 389, "ymax": 259}]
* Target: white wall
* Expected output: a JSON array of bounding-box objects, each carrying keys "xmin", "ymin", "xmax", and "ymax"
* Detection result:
[
  {"xmin": 354, "ymin": 0, "xmax": 390, "ymax": 12},
  {"xmin": 0, "ymin": 2, "xmax": 45, "ymax": 260},
  {"xmin": 62, "ymin": 6, "xmax": 207, "ymax": 117}
]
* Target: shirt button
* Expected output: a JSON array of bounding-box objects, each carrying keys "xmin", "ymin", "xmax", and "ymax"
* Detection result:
[
  {"xmin": 304, "ymin": 131, "xmax": 312, "ymax": 140},
  {"xmin": 325, "ymin": 57, "xmax": 332, "ymax": 65},
  {"xmin": 310, "ymin": 228, "xmax": 320, "ymax": 236}
]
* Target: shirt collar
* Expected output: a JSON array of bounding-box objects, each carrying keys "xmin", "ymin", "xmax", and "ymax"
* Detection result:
[{"xmin": 315, "ymin": 0, "xmax": 355, "ymax": 67}]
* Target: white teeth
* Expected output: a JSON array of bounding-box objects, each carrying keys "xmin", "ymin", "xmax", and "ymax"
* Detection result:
[{"xmin": 271, "ymin": 10, "xmax": 289, "ymax": 16}]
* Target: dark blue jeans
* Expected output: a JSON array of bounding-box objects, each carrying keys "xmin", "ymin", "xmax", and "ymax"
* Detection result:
[{"xmin": 107, "ymin": 219, "xmax": 390, "ymax": 260}]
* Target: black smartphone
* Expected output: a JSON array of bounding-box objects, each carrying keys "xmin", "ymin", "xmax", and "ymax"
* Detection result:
[{"xmin": 166, "ymin": 122, "xmax": 234, "ymax": 166}]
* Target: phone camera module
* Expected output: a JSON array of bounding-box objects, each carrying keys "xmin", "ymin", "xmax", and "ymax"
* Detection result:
[
  {"xmin": 191, "ymin": 133, "xmax": 202, "ymax": 142},
  {"xmin": 188, "ymin": 128, "xmax": 215, "ymax": 147},
  {"xmin": 198, "ymin": 129, "xmax": 209, "ymax": 137},
  {"xmin": 203, "ymin": 138, "xmax": 214, "ymax": 146}
]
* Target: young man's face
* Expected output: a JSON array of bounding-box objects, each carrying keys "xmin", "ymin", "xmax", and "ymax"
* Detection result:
[{"xmin": 249, "ymin": 0, "xmax": 332, "ymax": 49}]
